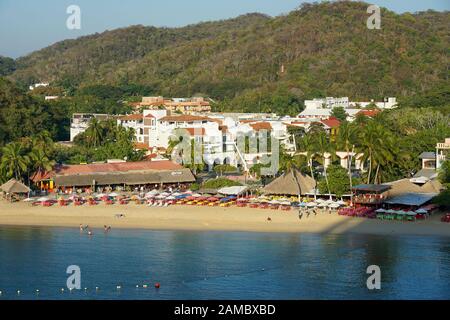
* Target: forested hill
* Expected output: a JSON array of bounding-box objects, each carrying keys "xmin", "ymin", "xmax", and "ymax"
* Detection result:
[{"xmin": 8, "ymin": 1, "xmax": 450, "ymax": 113}]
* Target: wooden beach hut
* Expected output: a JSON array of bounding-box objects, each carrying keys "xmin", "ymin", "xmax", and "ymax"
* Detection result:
[
  {"xmin": 262, "ymin": 169, "xmax": 316, "ymax": 198},
  {"xmin": 0, "ymin": 179, "xmax": 31, "ymax": 202}
]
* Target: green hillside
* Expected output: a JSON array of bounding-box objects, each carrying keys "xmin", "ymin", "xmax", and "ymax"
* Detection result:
[{"xmin": 7, "ymin": 1, "xmax": 450, "ymax": 114}]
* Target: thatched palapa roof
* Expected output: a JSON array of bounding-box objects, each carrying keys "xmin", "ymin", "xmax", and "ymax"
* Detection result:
[
  {"xmin": 384, "ymin": 178, "xmax": 442, "ymax": 197},
  {"xmin": 0, "ymin": 179, "xmax": 31, "ymax": 193},
  {"xmin": 263, "ymin": 169, "xmax": 316, "ymax": 196}
]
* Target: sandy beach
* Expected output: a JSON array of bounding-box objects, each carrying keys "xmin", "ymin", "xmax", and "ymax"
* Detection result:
[{"xmin": 0, "ymin": 200, "xmax": 449, "ymax": 237}]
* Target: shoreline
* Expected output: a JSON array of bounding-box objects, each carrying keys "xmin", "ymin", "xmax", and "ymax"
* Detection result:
[{"xmin": 0, "ymin": 201, "xmax": 449, "ymax": 237}]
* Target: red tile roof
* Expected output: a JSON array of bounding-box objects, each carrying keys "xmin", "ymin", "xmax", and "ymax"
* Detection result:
[
  {"xmin": 250, "ymin": 122, "xmax": 272, "ymax": 131},
  {"xmin": 321, "ymin": 117, "xmax": 341, "ymax": 128},
  {"xmin": 357, "ymin": 110, "xmax": 380, "ymax": 118},
  {"xmin": 118, "ymin": 114, "xmax": 143, "ymax": 121}
]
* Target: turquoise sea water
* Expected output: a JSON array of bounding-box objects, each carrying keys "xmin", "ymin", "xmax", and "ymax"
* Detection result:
[{"xmin": 0, "ymin": 226, "xmax": 449, "ymax": 300}]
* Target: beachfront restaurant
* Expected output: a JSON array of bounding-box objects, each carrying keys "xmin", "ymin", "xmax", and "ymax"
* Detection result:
[
  {"xmin": 352, "ymin": 184, "xmax": 391, "ymax": 207},
  {"xmin": 33, "ymin": 161, "xmax": 196, "ymax": 194}
]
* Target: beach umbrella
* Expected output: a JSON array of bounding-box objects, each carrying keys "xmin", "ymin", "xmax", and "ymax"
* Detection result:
[
  {"xmin": 406, "ymin": 211, "xmax": 417, "ymax": 216},
  {"xmin": 155, "ymin": 195, "xmax": 167, "ymax": 200},
  {"xmin": 386, "ymin": 209, "xmax": 397, "ymax": 214},
  {"xmin": 37, "ymin": 197, "xmax": 49, "ymax": 202},
  {"xmin": 280, "ymin": 201, "xmax": 292, "ymax": 206},
  {"xmin": 395, "ymin": 210, "xmax": 407, "ymax": 215},
  {"xmin": 192, "ymin": 193, "xmax": 202, "ymax": 198},
  {"xmin": 307, "ymin": 202, "xmax": 317, "ymax": 208},
  {"xmin": 96, "ymin": 193, "xmax": 106, "ymax": 198},
  {"xmin": 109, "ymin": 192, "xmax": 119, "ymax": 197},
  {"xmin": 160, "ymin": 192, "xmax": 170, "ymax": 197},
  {"xmin": 329, "ymin": 203, "xmax": 341, "ymax": 209},
  {"xmin": 166, "ymin": 196, "xmax": 176, "ymax": 200},
  {"xmin": 269, "ymin": 200, "xmax": 280, "ymax": 205},
  {"xmin": 171, "ymin": 192, "xmax": 182, "ymax": 197},
  {"xmin": 415, "ymin": 209, "xmax": 428, "ymax": 214},
  {"xmin": 317, "ymin": 203, "xmax": 327, "ymax": 208},
  {"xmin": 337, "ymin": 200, "xmax": 346, "ymax": 206},
  {"xmin": 316, "ymin": 199, "xmax": 325, "ymax": 203},
  {"xmin": 23, "ymin": 198, "xmax": 34, "ymax": 202},
  {"xmin": 375, "ymin": 209, "xmax": 386, "ymax": 213}
]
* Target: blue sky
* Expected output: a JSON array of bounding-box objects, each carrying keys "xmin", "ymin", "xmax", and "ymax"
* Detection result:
[{"xmin": 0, "ymin": 0, "xmax": 449, "ymax": 58}]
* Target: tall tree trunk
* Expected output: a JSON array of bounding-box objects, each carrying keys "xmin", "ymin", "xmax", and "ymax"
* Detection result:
[
  {"xmin": 348, "ymin": 145, "xmax": 354, "ymax": 205},
  {"xmin": 323, "ymin": 158, "xmax": 332, "ymax": 200},
  {"xmin": 374, "ymin": 164, "xmax": 381, "ymax": 184},
  {"xmin": 367, "ymin": 152, "xmax": 373, "ymax": 184},
  {"xmin": 309, "ymin": 157, "xmax": 317, "ymax": 201}
]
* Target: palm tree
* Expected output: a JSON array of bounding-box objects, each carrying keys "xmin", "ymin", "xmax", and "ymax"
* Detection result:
[
  {"xmin": 357, "ymin": 121, "xmax": 395, "ymax": 184},
  {"xmin": 29, "ymin": 148, "xmax": 56, "ymax": 177},
  {"xmin": 299, "ymin": 134, "xmax": 317, "ymax": 200},
  {"xmin": 85, "ymin": 118, "xmax": 103, "ymax": 148},
  {"xmin": 336, "ymin": 121, "xmax": 358, "ymax": 200},
  {"xmin": 314, "ymin": 131, "xmax": 334, "ymax": 200},
  {"xmin": 0, "ymin": 142, "xmax": 29, "ymax": 180}
]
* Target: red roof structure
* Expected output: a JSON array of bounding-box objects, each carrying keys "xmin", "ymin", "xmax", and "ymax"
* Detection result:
[{"xmin": 321, "ymin": 117, "xmax": 341, "ymax": 128}]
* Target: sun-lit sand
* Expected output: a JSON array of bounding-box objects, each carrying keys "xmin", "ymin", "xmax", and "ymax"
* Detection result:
[{"xmin": 0, "ymin": 200, "xmax": 449, "ymax": 237}]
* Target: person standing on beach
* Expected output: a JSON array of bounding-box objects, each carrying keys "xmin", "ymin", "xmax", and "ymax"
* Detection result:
[{"xmin": 298, "ymin": 209, "xmax": 303, "ymax": 220}]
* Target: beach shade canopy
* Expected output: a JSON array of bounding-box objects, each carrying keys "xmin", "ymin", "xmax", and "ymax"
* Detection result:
[
  {"xmin": 37, "ymin": 197, "xmax": 49, "ymax": 202},
  {"xmin": 23, "ymin": 197, "xmax": 34, "ymax": 202},
  {"xmin": 171, "ymin": 192, "xmax": 182, "ymax": 197},
  {"xmin": 337, "ymin": 200, "xmax": 347, "ymax": 206},
  {"xmin": 263, "ymin": 169, "xmax": 316, "ymax": 196},
  {"xmin": 307, "ymin": 202, "xmax": 317, "ymax": 208},
  {"xmin": 218, "ymin": 186, "xmax": 248, "ymax": 196},
  {"xmin": 406, "ymin": 211, "xmax": 417, "ymax": 216},
  {"xmin": 109, "ymin": 192, "xmax": 119, "ymax": 197},
  {"xmin": 328, "ymin": 203, "xmax": 341, "ymax": 209},
  {"xmin": 375, "ymin": 208, "xmax": 386, "ymax": 213},
  {"xmin": 384, "ymin": 193, "xmax": 437, "ymax": 207},
  {"xmin": 0, "ymin": 179, "xmax": 30, "ymax": 194},
  {"xmin": 415, "ymin": 208, "xmax": 428, "ymax": 214}
]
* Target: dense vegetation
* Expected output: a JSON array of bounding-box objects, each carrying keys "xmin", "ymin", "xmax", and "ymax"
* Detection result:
[
  {"xmin": 7, "ymin": 1, "xmax": 449, "ymax": 115},
  {"xmin": 0, "ymin": 56, "xmax": 16, "ymax": 76}
]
